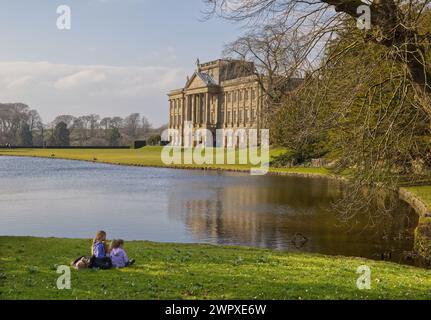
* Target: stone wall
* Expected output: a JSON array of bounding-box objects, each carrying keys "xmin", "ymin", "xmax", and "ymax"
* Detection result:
[{"xmin": 399, "ymin": 188, "xmax": 431, "ymax": 262}]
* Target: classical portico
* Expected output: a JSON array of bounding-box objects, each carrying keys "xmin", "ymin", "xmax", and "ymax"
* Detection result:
[{"xmin": 168, "ymin": 59, "xmax": 265, "ymax": 147}]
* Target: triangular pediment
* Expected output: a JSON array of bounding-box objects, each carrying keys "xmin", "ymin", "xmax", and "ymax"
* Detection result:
[{"xmin": 185, "ymin": 72, "xmax": 207, "ymax": 89}]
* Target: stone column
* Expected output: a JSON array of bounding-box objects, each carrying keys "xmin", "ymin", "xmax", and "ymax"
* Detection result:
[
  {"xmin": 168, "ymin": 99, "xmax": 171, "ymax": 128},
  {"xmin": 198, "ymin": 93, "xmax": 203, "ymax": 126},
  {"xmin": 191, "ymin": 95, "xmax": 195, "ymax": 125},
  {"xmin": 180, "ymin": 98, "xmax": 184, "ymax": 145},
  {"xmin": 174, "ymin": 99, "xmax": 177, "ymax": 128},
  {"xmin": 180, "ymin": 97, "xmax": 184, "ymax": 127},
  {"xmin": 235, "ymin": 91, "xmax": 240, "ymax": 127},
  {"xmin": 206, "ymin": 93, "xmax": 210, "ymax": 125},
  {"xmin": 197, "ymin": 94, "xmax": 201, "ymax": 125},
  {"xmin": 195, "ymin": 94, "xmax": 198, "ymax": 125},
  {"xmin": 195, "ymin": 95, "xmax": 199, "ymax": 125},
  {"xmin": 213, "ymin": 95, "xmax": 218, "ymax": 125},
  {"xmin": 185, "ymin": 95, "xmax": 189, "ymax": 122},
  {"xmin": 202, "ymin": 94, "xmax": 205, "ymax": 125},
  {"xmin": 203, "ymin": 93, "xmax": 207, "ymax": 124},
  {"xmin": 183, "ymin": 97, "xmax": 186, "ymax": 124},
  {"xmin": 197, "ymin": 94, "xmax": 200, "ymax": 125},
  {"xmin": 223, "ymin": 95, "xmax": 227, "ymax": 126},
  {"xmin": 188, "ymin": 95, "xmax": 192, "ymax": 122},
  {"xmin": 178, "ymin": 99, "xmax": 181, "ymax": 128},
  {"xmin": 243, "ymin": 90, "xmax": 246, "ymax": 127},
  {"xmin": 177, "ymin": 99, "xmax": 180, "ymax": 128}
]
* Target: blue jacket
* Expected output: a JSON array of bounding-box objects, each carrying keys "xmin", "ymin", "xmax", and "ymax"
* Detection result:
[{"xmin": 93, "ymin": 241, "xmax": 105, "ymax": 258}]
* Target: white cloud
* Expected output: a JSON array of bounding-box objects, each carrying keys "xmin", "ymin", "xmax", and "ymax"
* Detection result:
[
  {"xmin": 0, "ymin": 61, "xmax": 185, "ymax": 125},
  {"xmin": 54, "ymin": 70, "xmax": 107, "ymax": 90}
]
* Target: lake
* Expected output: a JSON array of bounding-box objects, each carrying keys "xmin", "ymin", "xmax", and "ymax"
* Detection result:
[{"xmin": 0, "ymin": 156, "xmax": 418, "ymax": 264}]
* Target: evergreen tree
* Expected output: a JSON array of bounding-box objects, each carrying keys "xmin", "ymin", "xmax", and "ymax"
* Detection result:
[
  {"xmin": 106, "ymin": 127, "xmax": 121, "ymax": 146},
  {"xmin": 53, "ymin": 122, "xmax": 70, "ymax": 147}
]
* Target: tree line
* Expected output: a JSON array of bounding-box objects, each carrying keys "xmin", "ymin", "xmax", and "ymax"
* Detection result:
[{"xmin": 0, "ymin": 103, "xmax": 166, "ymax": 147}]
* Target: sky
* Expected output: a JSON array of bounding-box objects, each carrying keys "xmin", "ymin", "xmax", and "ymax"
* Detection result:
[{"xmin": 0, "ymin": 0, "xmax": 243, "ymax": 126}]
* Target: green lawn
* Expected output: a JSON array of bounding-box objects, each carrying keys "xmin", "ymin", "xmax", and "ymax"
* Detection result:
[
  {"xmin": 0, "ymin": 147, "xmax": 331, "ymax": 176},
  {"xmin": 0, "ymin": 236, "xmax": 430, "ymax": 300}
]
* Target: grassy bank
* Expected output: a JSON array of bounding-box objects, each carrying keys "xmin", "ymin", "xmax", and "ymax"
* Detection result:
[
  {"xmin": 0, "ymin": 236, "xmax": 430, "ymax": 300},
  {"xmin": 0, "ymin": 147, "xmax": 330, "ymax": 176}
]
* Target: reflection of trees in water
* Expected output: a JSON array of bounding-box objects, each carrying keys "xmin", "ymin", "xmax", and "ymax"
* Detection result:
[
  {"xmin": 167, "ymin": 175, "xmax": 418, "ymax": 262},
  {"xmin": 332, "ymin": 184, "xmax": 417, "ymax": 237}
]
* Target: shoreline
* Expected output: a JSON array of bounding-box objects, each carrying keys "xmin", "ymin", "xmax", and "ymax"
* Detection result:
[
  {"xmin": 0, "ymin": 234, "xmax": 420, "ymax": 266},
  {"xmin": 0, "ymin": 149, "xmax": 429, "ymax": 261},
  {"xmin": 0, "ymin": 150, "xmax": 342, "ymax": 179}
]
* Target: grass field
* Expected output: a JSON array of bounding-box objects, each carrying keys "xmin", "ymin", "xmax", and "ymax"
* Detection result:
[
  {"xmin": 0, "ymin": 147, "xmax": 331, "ymax": 176},
  {"xmin": 1, "ymin": 236, "xmax": 430, "ymax": 300}
]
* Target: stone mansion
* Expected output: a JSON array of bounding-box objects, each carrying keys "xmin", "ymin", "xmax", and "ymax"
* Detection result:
[{"xmin": 167, "ymin": 59, "xmax": 267, "ymax": 147}]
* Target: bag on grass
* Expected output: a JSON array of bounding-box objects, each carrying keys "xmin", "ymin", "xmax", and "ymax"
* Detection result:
[{"xmin": 71, "ymin": 256, "xmax": 92, "ymax": 270}]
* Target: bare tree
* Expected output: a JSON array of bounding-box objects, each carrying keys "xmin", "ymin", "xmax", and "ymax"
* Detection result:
[
  {"xmin": 110, "ymin": 116, "xmax": 124, "ymax": 129},
  {"xmin": 71, "ymin": 116, "xmax": 90, "ymax": 146},
  {"xmin": 141, "ymin": 115, "xmax": 153, "ymax": 137},
  {"xmin": 27, "ymin": 109, "xmax": 42, "ymax": 132},
  {"xmin": 223, "ymin": 21, "xmax": 311, "ymax": 127},
  {"xmin": 88, "ymin": 114, "xmax": 100, "ymax": 137},
  {"xmin": 205, "ymin": 0, "xmax": 431, "ymax": 116},
  {"xmin": 0, "ymin": 103, "xmax": 31, "ymax": 145},
  {"xmin": 100, "ymin": 117, "xmax": 112, "ymax": 130},
  {"xmin": 124, "ymin": 113, "xmax": 141, "ymax": 138}
]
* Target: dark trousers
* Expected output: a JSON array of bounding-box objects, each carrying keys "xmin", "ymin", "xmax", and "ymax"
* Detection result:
[{"xmin": 90, "ymin": 256, "xmax": 112, "ymax": 269}]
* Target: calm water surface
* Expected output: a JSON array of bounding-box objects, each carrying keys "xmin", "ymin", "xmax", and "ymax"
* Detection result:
[{"xmin": 0, "ymin": 156, "xmax": 418, "ymax": 264}]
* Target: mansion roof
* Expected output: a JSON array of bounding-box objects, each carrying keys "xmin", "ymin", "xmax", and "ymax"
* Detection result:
[
  {"xmin": 167, "ymin": 58, "xmax": 304, "ymax": 97},
  {"xmin": 186, "ymin": 72, "xmax": 218, "ymax": 87},
  {"xmin": 168, "ymin": 59, "xmax": 257, "ymax": 96}
]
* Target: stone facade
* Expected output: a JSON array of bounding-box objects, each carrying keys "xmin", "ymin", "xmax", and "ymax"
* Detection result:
[{"xmin": 167, "ymin": 59, "xmax": 265, "ymax": 147}]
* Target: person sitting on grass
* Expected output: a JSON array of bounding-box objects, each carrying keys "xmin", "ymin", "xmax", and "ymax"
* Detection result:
[
  {"xmin": 90, "ymin": 230, "xmax": 112, "ymax": 269},
  {"xmin": 110, "ymin": 239, "xmax": 135, "ymax": 268},
  {"xmin": 92, "ymin": 230, "xmax": 109, "ymax": 257}
]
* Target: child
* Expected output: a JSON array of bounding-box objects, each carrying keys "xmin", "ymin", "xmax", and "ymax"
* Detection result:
[
  {"xmin": 110, "ymin": 239, "xmax": 135, "ymax": 268},
  {"xmin": 92, "ymin": 230, "xmax": 109, "ymax": 258},
  {"xmin": 91, "ymin": 230, "xmax": 112, "ymax": 269}
]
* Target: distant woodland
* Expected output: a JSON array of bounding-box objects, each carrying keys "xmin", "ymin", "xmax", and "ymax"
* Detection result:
[{"xmin": 0, "ymin": 103, "xmax": 166, "ymax": 147}]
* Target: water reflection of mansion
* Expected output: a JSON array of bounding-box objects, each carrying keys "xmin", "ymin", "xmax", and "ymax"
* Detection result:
[
  {"xmin": 167, "ymin": 59, "xmax": 266, "ymax": 147},
  {"xmin": 167, "ymin": 175, "xmax": 344, "ymax": 249}
]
